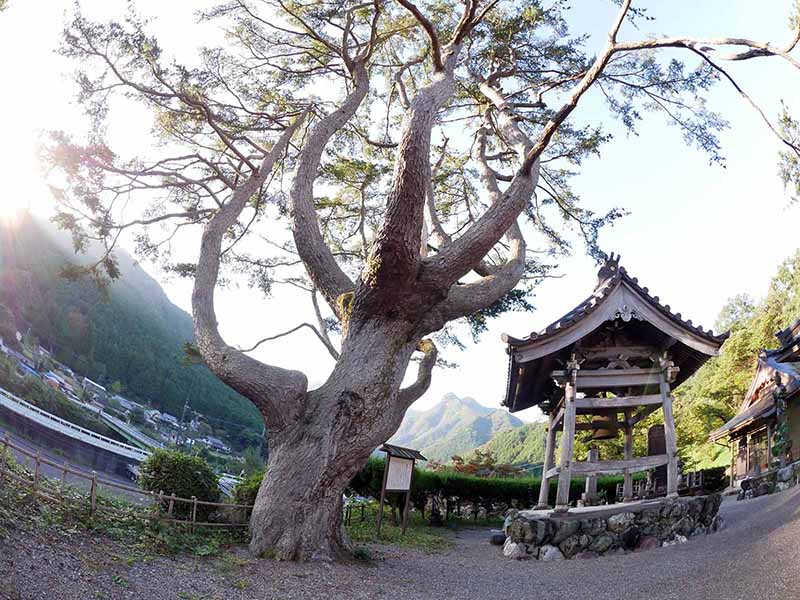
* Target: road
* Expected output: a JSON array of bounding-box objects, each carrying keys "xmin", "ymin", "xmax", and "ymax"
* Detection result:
[{"xmin": 0, "ymin": 425, "xmax": 147, "ymax": 504}]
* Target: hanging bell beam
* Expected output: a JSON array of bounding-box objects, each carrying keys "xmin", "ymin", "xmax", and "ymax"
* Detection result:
[
  {"xmin": 547, "ymin": 454, "xmax": 669, "ymax": 479},
  {"xmin": 575, "ymin": 394, "xmax": 664, "ymax": 412},
  {"xmin": 551, "ymin": 367, "xmax": 662, "ymax": 388}
]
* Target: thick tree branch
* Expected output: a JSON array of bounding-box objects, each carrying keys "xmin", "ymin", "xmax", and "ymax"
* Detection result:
[
  {"xmin": 290, "ymin": 64, "xmax": 369, "ymax": 315},
  {"xmin": 362, "ymin": 51, "xmax": 461, "ymax": 292},
  {"xmin": 396, "ymin": 0, "xmax": 444, "ymax": 71},
  {"xmin": 397, "ymin": 339, "xmax": 438, "ymax": 409},
  {"xmin": 193, "ymin": 115, "xmax": 308, "ymax": 431}
]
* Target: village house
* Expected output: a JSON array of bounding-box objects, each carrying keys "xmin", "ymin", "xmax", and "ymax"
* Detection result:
[
  {"xmin": 82, "ymin": 377, "xmax": 107, "ymax": 401},
  {"xmin": 710, "ymin": 319, "xmax": 800, "ymax": 483}
]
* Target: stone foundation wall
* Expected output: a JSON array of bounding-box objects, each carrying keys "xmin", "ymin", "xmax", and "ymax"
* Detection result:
[
  {"xmin": 739, "ymin": 459, "xmax": 800, "ymax": 500},
  {"xmin": 502, "ymin": 494, "xmax": 723, "ymax": 561}
]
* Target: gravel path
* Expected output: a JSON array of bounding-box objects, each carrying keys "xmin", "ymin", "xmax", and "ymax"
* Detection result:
[{"xmin": 2, "ymin": 487, "xmax": 799, "ymax": 600}]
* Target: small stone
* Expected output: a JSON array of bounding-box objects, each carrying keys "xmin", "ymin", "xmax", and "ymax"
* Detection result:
[
  {"xmin": 675, "ymin": 534, "xmax": 688, "ymax": 544},
  {"xmin": 710, "ymin": 515, "xmax": 726, "ymax": 533},
  {"xmin": 502, "ymin": 515, "xmax": 515, "ymax": 534},
  {"xmin": 690, "ymin": 525, "xmax": 707, "ymax": 538},
  {"xmin": 580, "ymin": 518, "xmax": 607, "ymax": 536},
  {"xmin": 635, "ymin": 508, "xmax": 659, "ymax": 526},
  {"xmin": 635, "ymin": 536, "xmax": 660, "ymax": 552},
  {"xmin": 489, "ymin": 530, "xmax": 506, "ymax": 546},
  {"xmin": 575, "ymin": 550, "xmax": 599, "ymax": 560},
  {"xmin": 507, "ymin": 519, "xmax": 533, "ymax": 543},
  {"xmin": 502, "ymin": 538, "xmax": 527, "ymax": 560},
  {"xmin": 669, "ymin": 503, "xmax": 687, "ymax": 519},
  {"xmin": 671, "ymin": 516, "xmax": 694, "ymax": 537},
  {"xmin": 550, "ymin": 519, "xmax": 580, "ymax": 545},
  {"xmin": 559, "ymin": 534, "xmax": 589, "ymax": 558},
  {"xmin": 608, "ymin": 512, "xmax": 636, "ymax": 533},
  {"xmin": 588, "ymin": 533, "xmax": 615, "ymax": 554},
  {"xmin": 777, "ymin": 466, "xmax": 793, "ymax": 482},
  {"xmin": 621, "ymin": 526, "xmax": 641, "ymax": 550},
  {"xmin": 539, "ymin": 545, "xmax": 565, "ymax": 561}
]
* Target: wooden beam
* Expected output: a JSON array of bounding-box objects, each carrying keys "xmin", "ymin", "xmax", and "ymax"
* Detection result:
[
  {"xmin": 551, "ymin": 368, "xmax": 661, "ymax": 389},
  {"xmin": 622, "ymin": 409, "xmax": 633, "ymax": 502},
  {"xmin": 628, "ymin": 403, "xmax": 662, "ymax": 427},
  {"xmin": 554, "ymin": 363, "xmax": 578, "ymax": 512},
  {"xmin": 552, "ymin": 406, "xmax": 565, "ymax": 428},
  {"xmin": 660, "ymin": 368, "xmax": 679, "ymax": 498},
  {"xmin": 585, "ymin": 448, "xmax": 599, "ymax": 501},
  {"xmin": 578, "ymin": 345, "xmax": 659, "ymax": 361},
  {"xmin": 545, "ymin": 465, "xmax": 560, "ymax": 479},
  {"xmin": 570, "ymin": 454, "xmax": 670, "ymax": 477},
  {"xmin": 536, "ymin": 411, "xmax": 558, "ymax": 509},
  {"xmin": 553, "ymin": 421, "xmax": 595, "ymax": 432},
  {"xmin": 575, "ymin": 394, "xmax": 663, "ymax": 411}
]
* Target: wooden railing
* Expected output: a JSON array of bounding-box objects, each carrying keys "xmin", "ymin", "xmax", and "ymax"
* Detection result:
[{"xmin": 0, "ymin": 434, "xmax": 253, "ymax": 529}]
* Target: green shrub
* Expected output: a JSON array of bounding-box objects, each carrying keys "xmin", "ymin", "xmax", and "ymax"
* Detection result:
[
  {"xmin": 700, "ymin": 466, "xmax": 728, "ymax": 492},
  {"xmin": 139, "ymin": 449, "xmax": 220, "ymax": 518},
  {"xmin": 232, "ymin": 470, "xmax": 264, "ymax": 506}
]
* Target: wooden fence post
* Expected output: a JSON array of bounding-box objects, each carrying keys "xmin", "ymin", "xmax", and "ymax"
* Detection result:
[
  {"xmin": 0, "ymin": 434, "xmax": 9, "ymax": 484},
  {"xmin": 90, "ymin": 471, "xmax": 98, "ymax": 517},
  {"xmin": 60, "ymin": 462, "xmax": 69, "ymax": 497},
  {"xmin": 167, "ymin": 494, "xmax": 176, "ymax": 518},
  {"xmin": 191, "ymin": 496, "xmax": 198, "ymax": 532},
  {"xmin": 155, "ymin": 490, "xmax": 164, "ymax": 520},
  {"xmin": 32, "ymin": 451, "xmax": 41, "ymax": 492}
]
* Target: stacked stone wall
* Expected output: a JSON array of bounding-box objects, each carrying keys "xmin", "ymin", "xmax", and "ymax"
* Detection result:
[{"xmin": 502, "ymin": 493, "xmax": 723, "ymax": 560}]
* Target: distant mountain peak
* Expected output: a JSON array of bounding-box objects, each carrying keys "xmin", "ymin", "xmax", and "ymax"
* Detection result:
[{"xmin": 390, "ymin": 392, "xmax": 523, "ymax": 463}]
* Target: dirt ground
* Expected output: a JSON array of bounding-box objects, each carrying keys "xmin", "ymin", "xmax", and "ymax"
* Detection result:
[{"xmin": 2, "ymin": 487, "xmax": 800, "ymax": 600}]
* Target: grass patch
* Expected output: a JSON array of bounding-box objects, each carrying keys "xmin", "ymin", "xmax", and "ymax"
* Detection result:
[
  {"xmin": 0, "ymin": 455, "xmax": 246, "ymax": 559},
  {"xmin": 345, "ymin": 504, "xmax": 453, "ymax": 553}
]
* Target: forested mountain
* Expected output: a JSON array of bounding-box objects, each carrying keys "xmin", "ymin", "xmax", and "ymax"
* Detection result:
[
  {"xmin": 675, "ymin": 250, "xmax": 800, "ymax": 467},
  {"xmin": 0, "ymin": 213, "xmax": 262, "ymax": 447},
  {"xmin": 390, "ymin": 393, "xmax": 523, "ymax": 462},
  {"xmin": 474, "ymin": 421, "xmax": 548, "ymax": 465}
]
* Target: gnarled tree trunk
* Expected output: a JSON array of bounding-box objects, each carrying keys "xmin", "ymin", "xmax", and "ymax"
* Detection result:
[{"xmin": 249, "ymin": 317, "xmax": 421, "ymax": 560}]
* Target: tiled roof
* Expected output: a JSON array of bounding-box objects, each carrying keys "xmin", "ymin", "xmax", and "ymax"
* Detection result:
[
  {"xmin": 380, "ymin": 444, "xmax": 426, "ymax": 461},
  {"xmin": 505, "ymin": 254, "xmax": 729, "ymax": 348}
]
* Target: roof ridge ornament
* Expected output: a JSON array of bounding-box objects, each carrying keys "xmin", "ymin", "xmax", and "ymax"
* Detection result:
[
  {"xmin": 596, "ymin": 252, "xmax": 621, "ymax": 288},
  {"xmin": 614, "ymin": 303, "xmax": 642, "ymax": 323}
]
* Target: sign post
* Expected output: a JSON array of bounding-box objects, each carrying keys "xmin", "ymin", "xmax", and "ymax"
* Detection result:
[{"xmin": 376, "ymin": 444, "xmax": 426, "ymax": 535}]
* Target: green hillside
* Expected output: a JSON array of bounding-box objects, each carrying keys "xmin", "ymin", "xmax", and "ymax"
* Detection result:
[
  {"xmin": 0, "ymin": 213, "xmax": 262, "ymax": 449},
  {"xmin": 391, "ymin": 393, "xmax": 524, "ymax": 462},
  {"xmin": 474, "ymin": 421, "xmax": 548, "ymax": 465}
]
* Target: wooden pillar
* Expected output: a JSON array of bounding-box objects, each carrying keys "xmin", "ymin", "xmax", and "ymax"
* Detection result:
[
  {"xmin": 766, "ymin": 424, "xmax": 772, "ymax": 471},
  {"xmin": 376, "ymin": 456, "xmax": 390, "ymax": 534},
  {"xmin": 554, "ymin": 358, "xmax": 579, "ymax": 512},
  {"xmin": 535, "ymin": 411, "xmax": 558, "ymax": 509},
  {"xmin": 659, "ymin": 361, "xmax": 679, "ymax": 498},
  {"xmin": 730, "ymin": 440, "xmax": 736, "ymax": 485},
  {"xmin": 623, "ymin": 409, "xmax": 634, "ymax": 502},
  {"xmin": 745, "ymin": 433, "xmax": 751, "ymax": 476},
  {"xmin": 585, "ymin": 447, "xmax": 599, "ymax": 503}
]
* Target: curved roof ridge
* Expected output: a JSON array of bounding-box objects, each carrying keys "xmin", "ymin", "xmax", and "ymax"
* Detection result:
[{"xmin": 502, "ymin": 255, "xmax": 728, "ymax": 349}]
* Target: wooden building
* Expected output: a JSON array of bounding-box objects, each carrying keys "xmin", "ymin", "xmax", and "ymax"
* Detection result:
[
  {"xmin": 709, "ymin": 320, "xmax": 800, "ymax": 483},
  {"xmin": 502, "ymin": 255, "xmax": 727, "ymax": 512}
]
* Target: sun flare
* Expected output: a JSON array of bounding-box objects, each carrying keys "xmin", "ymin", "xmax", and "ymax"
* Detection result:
[{"xmin": 0, "ymin": 197, "xmax": 29, "ymax": 225}]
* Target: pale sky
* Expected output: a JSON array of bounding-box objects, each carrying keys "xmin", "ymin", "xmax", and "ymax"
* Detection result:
[{"xmin": 1, "ymin": 1, "xmax": 798, "ymax": 424}]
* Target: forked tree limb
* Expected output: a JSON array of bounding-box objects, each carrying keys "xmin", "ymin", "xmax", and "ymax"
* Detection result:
[
  {"xmin": 193, "ymin": 114, "xmax": 309, "ymax": 431},
  {"xmin": 290, "ymin": 63, "xmax": 369, "ymax": 314},
  {"xmin": 397, "ymin": 339, "xmax": 439, "ymax": 410}
]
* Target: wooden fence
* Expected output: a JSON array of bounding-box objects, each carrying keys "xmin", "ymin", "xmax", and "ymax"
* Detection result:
[{"xmin": 0, "ymin": 434, "xmax": 254, "ymax": 529}]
